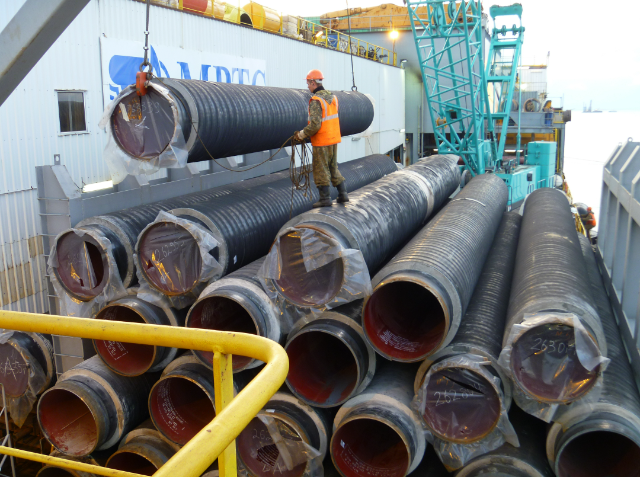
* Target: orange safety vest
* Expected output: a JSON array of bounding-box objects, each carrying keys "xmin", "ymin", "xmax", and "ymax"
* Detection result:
[{"xmin": 308, "ymin": 95, "xmax": 342, "ymax": 146}]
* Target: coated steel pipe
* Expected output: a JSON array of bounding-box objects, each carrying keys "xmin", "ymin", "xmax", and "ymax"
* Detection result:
[
  {"xmin": 36, "ymin": 452, "xmax": 100, "ymax": 477},
  {"xmin": 456, "ymin": 406, "xmax": 555, "ymax": 477},
  {"xmin": 106, "ymin": 421, "xmax": 179, "ymax": 476},
  {"xmin": 0, "ymin": 331, "xmax": 55, "ymax": 398},
  {"xmin": 37, "ymin": 356, "xmax": 158, "ymax": 456},
  {"xmin": 186, "ymin": 258, "xmax": 280, "ymax": 372},
  {"xmin": 503, "ymin": 188, "xmax": 607, "ymax": 405},
  {"xmin": 109, "ymin": 80, "xmax": 374, "ymax": 164},
  {"xmin": 364, "ymin": 173, "xmax": 508, "ymax": 363},
  {"xmin": 93, "ymin": 292, "xmax": 186, "ymax": 376},
  {"xmin": 268, "ymin": 155, "xmax": 461, "ymax": 309},
  {"xmin": 331, "ymin": 363, "xmax": 426, "ymax": 477},
  {"xmin": 285, "ymin": 300, "xmax": 376, "ymax": 408},
  {"xmin": 237, "ymin": 391, "xmax": 329, "ymax": 477},
  {"xmin": 546, "ymin": 234, "xmax": 640, "ymax": 477},
  {"xmin": 137, "ymin": 155, "xmax": 398, "ymax": 298},
  {"xmin": 414, "ymin": 212, "xmax": 521, "ymax": 444}
]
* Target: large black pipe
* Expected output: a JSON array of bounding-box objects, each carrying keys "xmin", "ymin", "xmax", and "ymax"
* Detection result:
[
  {"xmin": 503, "ymin": 188, "xmax": 606, "ymax": 406},
  {"xmin": 266, "ymin": 155, "xmax": 460, "ymax": 309},
  {"xmin": 52, "ymin": 155, "xmax": 396, "ymax": 301},
  {"xmin": 363, "ymin": 173, "xmax": 508, "ymax": 363},
  {"xmin": 0, "ymin": 331, "xmax": 55, "ymax": 399},
  {"xmin": 135, "ymin": 155, "xmax": 398, "ymax": 299},
  {"xmin": 546, "ymin": 234, "xmax": 640, "ymax": 477},
  {"xmin": 109, "ymin": 80, "xmax": 374, "ymax": 164},
  {"xmin": 414, "ymin": 212, "xmax": 521, "ymax": 451}
]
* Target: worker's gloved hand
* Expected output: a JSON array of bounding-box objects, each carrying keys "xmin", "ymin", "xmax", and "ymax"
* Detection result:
[{"xmin": 295, "ymin": 130, "xmax": 307, "ymax": 142}]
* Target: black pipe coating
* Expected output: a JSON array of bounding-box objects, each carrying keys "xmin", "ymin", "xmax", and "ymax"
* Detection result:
[
  {"xmin": 364, "ymin": 173, "xmax": 508, "ymax": 362},
  {"xmin": 136, "ymin": 155, "xmax": 398, "ymax": 299},
  {"xmin": 110, "ymin": 80, "xmax": 374, "ymax": 164}
]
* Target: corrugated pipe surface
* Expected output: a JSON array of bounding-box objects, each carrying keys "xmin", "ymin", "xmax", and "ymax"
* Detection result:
[
  {"xmin": 186, "ymin": 257, "xmax": 280, "ymax": 373},
  {"xmin": 37, "ymin": 356, "xmax": 158, "ymax": 457},
  {"xmin": 414, "ymin": 211, "xmax": 521, "ymax": 445},
  {"xmin": 136, "ymin": 155, "xmax": 398, "ymax": 298},
  {"xmin": 364, "ymin": 173, "xmax": 508, "ymax": 363},
  {"xmin": 546, "ymin": 234, "xmax": 640, "ymax": 477},
  {"xmin": 110, "ymin": 80, "xmax": 374, "ymax": 164},
  {"xmin": 457, "ymin": 406, "xmax": 555, "ymax": 477},
  {"xmin": 503, "ymin": 188, "xmax": 606, "ymax": 405},
  {"xmin": 268, "ymin": 155, "xmax": 461, "ymax": 308},
  {"xmin": 285, "ymin": 300, "xmax": 376, "ymax": 408}
]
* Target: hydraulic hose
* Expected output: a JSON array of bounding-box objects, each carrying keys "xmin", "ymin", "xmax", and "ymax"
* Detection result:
[{"xmin": 364, "ymin": 173, "xmax": 508, "ymax": 363}]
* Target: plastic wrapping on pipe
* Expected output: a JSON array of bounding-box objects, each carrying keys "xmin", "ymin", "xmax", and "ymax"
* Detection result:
[
  {"xmin": 499, "ymin": 312, "xmax": 609, "ymax": 422},
  {"xmin": 258, "ymin": 227, "xmax": 372, "ymax": 332},
  {"xmin": 102, "ymin": 79, "xmax": 374, "ymax": 181},
  {"xmin": 48, "ymin": 228, "xmax": 127, "ymax": 317},
  {"xmin": 0, "ymin": 331, "xmax": 48, "ymax": 427},
  {"xmin": 135, "ymin": 211, "xmax": 222, "ymax": 309},
  {"xmin": 413, "ymin": 354, "xmax": 518, "ymax": 470}
]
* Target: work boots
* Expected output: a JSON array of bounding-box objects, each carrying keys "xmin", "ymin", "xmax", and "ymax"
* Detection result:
[
  {"xmin": 313, "ymin": 186, "xmax": 332, "ymax": 208},
  {"xmin": 337, "ymin": 181, "xmax": 349, "ymax": 203}
]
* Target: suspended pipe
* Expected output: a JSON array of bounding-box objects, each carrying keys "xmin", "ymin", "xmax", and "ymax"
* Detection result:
[
  {"xmin": 106, "ymin": 420, "xmax": 179, "ymax": 476},
  {"xmin": 148, "ymin": 355, "xmax": 244, "ymax": 446},
  {"xmin": 108, "ymin": 80, "xmax": 374, "ymax": 165},
  {"xmin": 503, "ymin": 188, "xmax": 607, "ymax": 405},
  {"xmin": 37, "ymin": 356, "xmax": 158, "ymax": 457},
  {"xmin": 331, "ymin": 363, "xmax": 426, "ymax": 477},
  {"xmin": 93, "ymin": 291, "xmax": 186, "ymax": 376},
  {"xmin": 36, "ymin": 452, "xmax": 100, "ymax": 477},
  {"xmin": 456, "ymin": 406, "xmax": 555, "ymax": 477},
  {"xmin": 363, "ymin": 173, "xmax": 508, "ymax": 363},
  {"xmin": 237, "ymin": 391, "xmax": 329, "ymax": 477},
  {"xmin": 414, "ymin": 211, "xmax": 521, "ymax": 444},
  {"xmin": 284, "ymin": 300, "xmax": 376, "ymax": 408},
  {"xmin": 136, "ymin": 155, "xmax": 398, "ymax": 299},
  {"xmin": 186, "ymin": 258, "xmax": 281, "ymax": 372},
  {"xmin": 545, "ymin": 234, "xmax": 640, "ymax": 477},
  {"xmin": 267, "ymin": 155, "xmax": 461, "ymax": 309},
  {"xmin": 0, "ymin": 331, "xmax": 55, "ymax": 398}
]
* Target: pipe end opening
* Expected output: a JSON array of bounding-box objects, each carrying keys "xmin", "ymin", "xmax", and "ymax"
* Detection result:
[
  {"xmin": 557, "ymin": 431, "xmax": 640, "ymax": 477},
  {"xmin": 111, "ymin": 90, "xmax": 175, "ymax": 160},
  {"xmin": 107, "ymin": 451, "xmax": 159, "ymax": 476},
  {"xmin": 149, "ymin": 376, "xmax": 215, "ymax": 446},
  {"xmin": 38, "ymin": 388, "xmax": 98, "ymax": 456},
  {"xmin": 331, "ymin": 418, "xmax": 410, "ymax": 477},
  {"xmin": 364, "ymin": 281, "xmax": 447, "ymax": 361},
  {"xmin": 94, "ymin": 306, "xmax": 157, "ymax": 376},
  {"xmin": 55, "ymin": 231, "xmax": 108, "ymax": 300},
  {"xmin": 421, "ymin": 366, "xmax": 502, "ymax": 442},
  {"xmin": 286, "ymin": 330, "xmax": 359, "ymax": 407},
  {"xmin": 511, "ymin": 324, "xmax": 600, "ymax": 403},
  {"xmin": 238, "ymin": 416, "xmax": 308, "ymax": 477},
  {"xmin": 274, "ymin": 230, "xmax": 345, "ymax": 307},
  {"xmin": 138, "ymin": 222, "xmax": 203, "ymax": 296},
  {"xmin": 0, "ymin": 343, "xmax": 29, "ymax": 397},
  {"xmin": 188, "ymin": 296, "xmax": 259, "ymax": 371}
]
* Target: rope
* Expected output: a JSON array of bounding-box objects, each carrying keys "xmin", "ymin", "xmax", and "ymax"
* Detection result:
[
  {"xmin": 345, "ymin": 0, "xmax": 358, "ymax": 92},
  {"xmin": 139, "ymin": 0, "xmax": 153, "ymax": 74},
  {"xmin": 288, "ymin": 139, "xmax": 314, "ymax": 217}
]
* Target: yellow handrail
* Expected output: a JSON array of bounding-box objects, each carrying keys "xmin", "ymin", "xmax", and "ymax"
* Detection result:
[{"xmin": 0, "ymin": 311, "xmax": 289, "ymax": 477}]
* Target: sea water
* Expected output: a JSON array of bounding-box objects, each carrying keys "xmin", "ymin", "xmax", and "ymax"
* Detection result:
[{"xmin": 563, "ymin": 111, "xmax": 640, "ymax": 230}]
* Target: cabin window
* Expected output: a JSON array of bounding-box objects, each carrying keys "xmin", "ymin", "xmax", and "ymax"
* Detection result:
[{"xmin": 57, "ymin": 91, "xmax": 87, "ymax": 133}]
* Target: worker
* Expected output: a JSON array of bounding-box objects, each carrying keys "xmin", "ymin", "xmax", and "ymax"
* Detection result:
[{"xmin": 295, "ymin": 70, "xmax": 349, "ymax": 207}]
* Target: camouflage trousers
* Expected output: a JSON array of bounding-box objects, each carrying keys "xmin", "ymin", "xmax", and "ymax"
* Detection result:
[{"xmin": 312, "ymin": 144, "xmax": 345, "ymax": 187}]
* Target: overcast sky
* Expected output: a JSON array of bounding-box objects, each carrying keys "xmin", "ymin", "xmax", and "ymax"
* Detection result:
[{"xmin": 263, "ymin": 0, "xmax": 640, "ymax": 111}]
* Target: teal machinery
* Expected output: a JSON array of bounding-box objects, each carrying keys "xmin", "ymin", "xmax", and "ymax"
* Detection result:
[{"xmin": 407, "ymin": 1, "xmax": 557, "ymax": 206}]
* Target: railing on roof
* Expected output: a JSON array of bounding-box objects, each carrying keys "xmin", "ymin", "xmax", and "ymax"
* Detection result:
[
  {"xmin": 0, "ymin": 310, "xmax": 289, "ymax": 477},
  {"xmin": 136, "ymin": 0, "xmax": 397, "ymax": 66}
]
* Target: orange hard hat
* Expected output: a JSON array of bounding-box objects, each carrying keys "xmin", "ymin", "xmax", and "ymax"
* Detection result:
[{"xmin": 306, "ymin": 69, "xmax": 324, "ymax": 80}]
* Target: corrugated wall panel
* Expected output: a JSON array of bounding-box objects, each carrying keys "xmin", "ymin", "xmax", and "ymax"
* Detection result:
[{"xmin": 0, "ymin": 0, "xmax": 404, "ymax": 313}]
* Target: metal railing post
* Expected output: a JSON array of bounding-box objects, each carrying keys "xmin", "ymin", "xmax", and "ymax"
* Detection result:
[
  {"xmin": 0, "ymin": 385, "xmax": 15, "ymax": 477},
  {"xmin": 214, "ymin": 352, "xmax": 236, "ymax": 477}
]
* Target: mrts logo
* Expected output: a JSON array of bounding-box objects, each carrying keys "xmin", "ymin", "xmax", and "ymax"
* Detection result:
[{"xmin": 108, "ymin": 45, "xmax": 267, "ymax": 100}]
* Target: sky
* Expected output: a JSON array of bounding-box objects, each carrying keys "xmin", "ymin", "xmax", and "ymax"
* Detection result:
[{"xmin": 261, "ymin": 0, "xmax": 640, "ymax": 111}]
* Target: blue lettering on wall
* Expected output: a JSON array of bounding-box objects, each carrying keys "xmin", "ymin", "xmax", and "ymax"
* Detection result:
[
  {"xmin": 214, "ymin": 66, "xmax": 231, "ymax": 83},
  {"xmin": 178, "ymin": 62, "xmax": 192, "ymax": 80},
  {"xmin": 232, "ymin": 68, "xmax": 250, "ymax": 84},
  {"xmin": 252, "ymin": 70, "xmax": 266, "ymax": 86}
]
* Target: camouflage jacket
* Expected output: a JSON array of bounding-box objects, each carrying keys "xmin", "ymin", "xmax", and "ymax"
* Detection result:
[{"xmin": 302, "ymin": 89, "xmax": 335, "ymax": 139}]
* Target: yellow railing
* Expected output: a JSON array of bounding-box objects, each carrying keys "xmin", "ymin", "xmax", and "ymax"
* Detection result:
[
  {"xmin": 0, "ymin": 310, "xmax": 289, "ymax": 477},
  {"xmin": 141, "ymin": 0, "xmax": 397, "ymax": 66}
]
